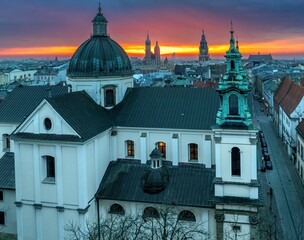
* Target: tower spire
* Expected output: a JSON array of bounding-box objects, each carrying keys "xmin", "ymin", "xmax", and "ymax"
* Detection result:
[
  {"xmin": 98, "ymin": 1, "xmax": 101, "ymax": 14},
  {"xmin": 92, "ymin": 1, "xmax": 108, "ymax": 36},
  {"xmin": 229, "ymin": 21, "xmax": 235, "ymax": 50}
]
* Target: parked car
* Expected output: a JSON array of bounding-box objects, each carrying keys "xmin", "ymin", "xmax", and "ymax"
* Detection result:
[
  {"xmin": 264, "ymin": 152, "xmax": 270, "ymax": 161},
  {"xmin": 265, "ymin": 160, "xmax": 273, "ymax": 170},
  {"xmin": 261, "ymin": 160, "xmax": 266, "ymax": 172},
  {"xmin": 261, "ymin": 138, "xmax": 267, "ymax": 147},
  {"xmin": 262, "ymin": 147, "xmax": 268, "ymax": 154}
]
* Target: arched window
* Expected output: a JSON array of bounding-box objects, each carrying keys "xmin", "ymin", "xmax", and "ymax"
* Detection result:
[
  {"xmin": 126, "ymin": 140, "xmax": 134, "ymax": 157},
  {"xmin": 189, "ymin": 143, "xmax": 198, "ymax": 161},
  {"xmin": 178, "ymin": 210, "xmax": 196, "ymax": 222},
  {"xmin": 109, "ymin": 204, "xmax": 125, "ymax": 215},
  {"xmin": 105, "ymin": 89, "xmax": 115, "ymax": 107},
  {"xmin": 229, "ymin": 94, "xmax": 238, "ymax": 115},
  {"xmin": 143, "ymin": 207, "xmax": 160, "ymax": 219},
  {"xmin": 231, "ymin": 60, "xmax": 235, "ymax": 70},
  {"xmin": 157, "ymin": 142, "xmax": 166, "ymax": 159},
  {"xmin": 231, "ymin": 147, "xmax": 241, "ymax": 176}
]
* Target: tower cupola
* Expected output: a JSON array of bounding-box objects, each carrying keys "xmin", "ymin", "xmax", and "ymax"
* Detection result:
[
  {"xmin": 92, "ymin": 3, "xmax": 108, "ymax": 36},
  {"xmin": 216, "ymin": 24, "xmax": 252, "ymax": 127}
]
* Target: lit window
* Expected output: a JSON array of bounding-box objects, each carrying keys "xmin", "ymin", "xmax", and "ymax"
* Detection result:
[
  {"xmin": 109, "ymin": 204, "xmax": 125, "ymax": 215},
  {"xmin": 231, "ymin": 147, "xmax": 241, "ymax": 176},
  {"xmin": 157, "ymin": 142, "xmax": 166, "ymax": 159},
  {"xmin": 126, "ymin": 140, "xmax": 134, "ymax": 157},
  {"xmin": 189, "ymin": 143, "xmax": 198, "ymax": 161},
  {"xmin": 143, "ymin": 207, "xmax": 160, "ymax": 219},
  {"xmin": 0, "ymin": 211, "xmax": 4, "ymax": 225},
  {"xmin": 178, "ymin": 210, "xmax": 196, "ymax": 222}
]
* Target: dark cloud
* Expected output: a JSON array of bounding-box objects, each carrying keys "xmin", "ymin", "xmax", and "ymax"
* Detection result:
[{"xmin": 0, "ymin": 0, "xmax": 304, "ymax": 53}]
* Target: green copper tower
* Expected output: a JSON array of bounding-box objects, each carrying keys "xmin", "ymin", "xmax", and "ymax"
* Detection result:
[{"xmin": 216, "ymin": 24, "xmax": 252, "ymax": 127}]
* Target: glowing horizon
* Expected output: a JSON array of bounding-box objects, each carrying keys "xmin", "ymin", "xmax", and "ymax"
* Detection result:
[{"xmin": 1, "ymin": 37, "xmax": 304, "ymax": 59}]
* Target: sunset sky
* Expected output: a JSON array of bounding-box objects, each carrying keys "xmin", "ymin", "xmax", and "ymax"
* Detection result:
[{"xmin": 1, "ymin": 0, "xmax": 304, "ymax": 59}]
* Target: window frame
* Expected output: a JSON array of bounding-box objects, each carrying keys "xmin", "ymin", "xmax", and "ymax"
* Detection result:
[
  {"xmin": 126, "ymin": 140, "xmax": 134, "ymax": 157},
  {"xmin": 178, "ymin": 210, "xmax": 196, "ymax": 222},
  {"xmin": 42, "ymin": 155, "xmax": 55, "ymax": 183},
  {"xmin": 231, "ymin": 147, "xmax": 241, "ymax": 176},
  {"xmin": 2, "ymin": 134, "xmax": 10, "ymax": 151},
  {"xmin": 143, "ymin": 207, "xmax": 160, "ymax": 220},
  {"xmin": 229, "ymin": 94, "xmax": 239, "ymax": 115},
  {"xmin": 189, "ymin": 143, "xmax": 198, "ymax": 161},
  {"xmin": 157, "ymin": 142, "xmax": 166, "ymax": 159},
  {"xmin": 109, "ymin": 203, "xmax": 125, "ymax": 215},
  {"xmin": 0, "ymin": 211, "xmax": 5, "ymax": 225}
]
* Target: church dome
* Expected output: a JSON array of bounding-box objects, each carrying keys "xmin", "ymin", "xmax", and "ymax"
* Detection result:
[{"xmin": 67, "ymin": 5, "xmax": 132, "ymax": 78}]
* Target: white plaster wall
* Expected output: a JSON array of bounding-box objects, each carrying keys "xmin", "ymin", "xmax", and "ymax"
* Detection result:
[
  {"xmin": 223, "ymin": 213, "xmax": 251, "ymax": 240},
  {"xmin": 218, "ymin": 134, "xmax": 255, "ymax": 183},
  {"xmin": 114, "ymin": 128, "xmax": 214, "ymax": 166},
  {"xmin": 0, "ymin": 189, "xmax": 16, "ymax": 234},
  {"xmin": 86, "ymin": 141, "xmax": 96, "ymax": 199},
  {"xmin": 19, "ymin": 144, "xmax": 35, "ymax": 201},
  {"xmin": 67, "ymin": 76, "xmax": 133, "ymax": 107},
  {"xmin": 62, "ymin": 146, "xmax": 78, "ymax": 206},
  {"xmin": 20, "ymin": 205, "xmax": 36, "ymax": 240},
  {"xmin": 41, "ymin": 207, "xmax": 58, "ymax": 239}
]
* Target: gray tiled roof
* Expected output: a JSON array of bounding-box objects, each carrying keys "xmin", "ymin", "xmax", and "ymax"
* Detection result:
[
  {"xmin": 46, "ymin": 91, "xmax": 113, "ymax": 141},
  {"xmin": 0, "ymin": 85, "xmax": 68, "ymax": 123},
  {"xmin": 113, "ymin": 87, "xmax": 220, "ymax": 130},
  {"xmin": 96, "ymin": 160, "xmax": 215, "ymax": 208},
  {"xmin": 0, "ymin": 152, "xmax": 15, "ymax": 189}
]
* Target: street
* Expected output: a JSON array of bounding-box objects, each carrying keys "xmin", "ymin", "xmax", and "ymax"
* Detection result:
[{"xmin": 254, "ymin": 100, "xmax": 304, "ymax": 240}]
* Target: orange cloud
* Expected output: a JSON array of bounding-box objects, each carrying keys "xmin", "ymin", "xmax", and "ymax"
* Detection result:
[{"xmin": 1, "ymin": 37, "xmax": 304, "ymax": 58}]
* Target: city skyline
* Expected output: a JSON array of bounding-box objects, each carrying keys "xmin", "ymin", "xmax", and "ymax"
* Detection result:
[{"xmin": 1, "ymin": 0, "xmax": 304, "ymax": 59}]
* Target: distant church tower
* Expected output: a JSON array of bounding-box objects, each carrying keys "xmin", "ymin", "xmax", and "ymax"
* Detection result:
[
  {"xmin": 143, "ymin": 34, "xmax": 161, "ymax": 66},
  {"xmin": 143, "ymin": 33, "xmax": 152, "ymax": 65},
  {"xmin": 212, "ymin": 25, "xmax": 260, "ymax": 239},
  {"xmin": 154, "ymin": 41, "xmax": 161, "ymax": 65},
  {"xmin": 199, "ymin": 30, "xmax": 210, "ymax": 61}
]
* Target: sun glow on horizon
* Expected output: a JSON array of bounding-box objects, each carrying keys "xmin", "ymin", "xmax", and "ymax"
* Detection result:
[{"xmin": 1, "ymin": 37, "xmax": 304, "ymax": 58}]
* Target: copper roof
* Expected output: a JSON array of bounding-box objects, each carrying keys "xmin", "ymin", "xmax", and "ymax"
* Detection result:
[
  {"xmin": 280, "ymin": 82, "xmax": 304, "ymax": 116},
  {"xmin": 273, "ymin": 76, "xmax": 293, "ymax": 113}
]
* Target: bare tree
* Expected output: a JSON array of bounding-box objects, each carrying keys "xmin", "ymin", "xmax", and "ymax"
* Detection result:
[{"xmin": 65, "ymin": 206, "xmax": 211, "ymax": 240}]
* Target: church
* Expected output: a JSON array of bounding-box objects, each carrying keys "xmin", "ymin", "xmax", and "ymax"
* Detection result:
[{"xmin": 0, "ymin": 5, "xmax": 261, "ymax": 240}]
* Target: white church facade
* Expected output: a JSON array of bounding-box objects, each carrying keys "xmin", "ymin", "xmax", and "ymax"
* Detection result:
[{"xmin": 0, "ymin": 5, "xmax": 261, "ymax": 240}]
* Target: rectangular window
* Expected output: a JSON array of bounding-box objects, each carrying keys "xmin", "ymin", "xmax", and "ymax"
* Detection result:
[
  {"xmin": 232, "ymin": 225, "xmax": 241, "ymax": 231},
  {"xmin": 46, "ymin": 156, "xmax": 55, "ymax": 179},
  {"xmin": 0, "ymin": 191, "xmax": 3, "ymax": 201},
  {"xmin": 189, "ymin": 144, "xmax": 198, "ymax": 160},
  {"xmin": 157, "ymin": 142, "xmax": 166, "ymax": 159},
  {"xmin": 2, "ymin": 134, "xmax": 10, "ymax": 151},
  {"xmin": 127, "ymin": 140, "xmax": 134, "ymax": 157},
  {"xmin": 0, "ymin": 211, "xmax": 5, "ymax": 225}
]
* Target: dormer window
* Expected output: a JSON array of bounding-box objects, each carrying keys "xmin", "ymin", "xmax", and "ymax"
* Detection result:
[
  {"xmin": 2, "ymin": 134, "xmax": 10, "ymax": 152},
  {"xmin": 103, "ymin": 85, "xmax": 117, "ymax": 107}
]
